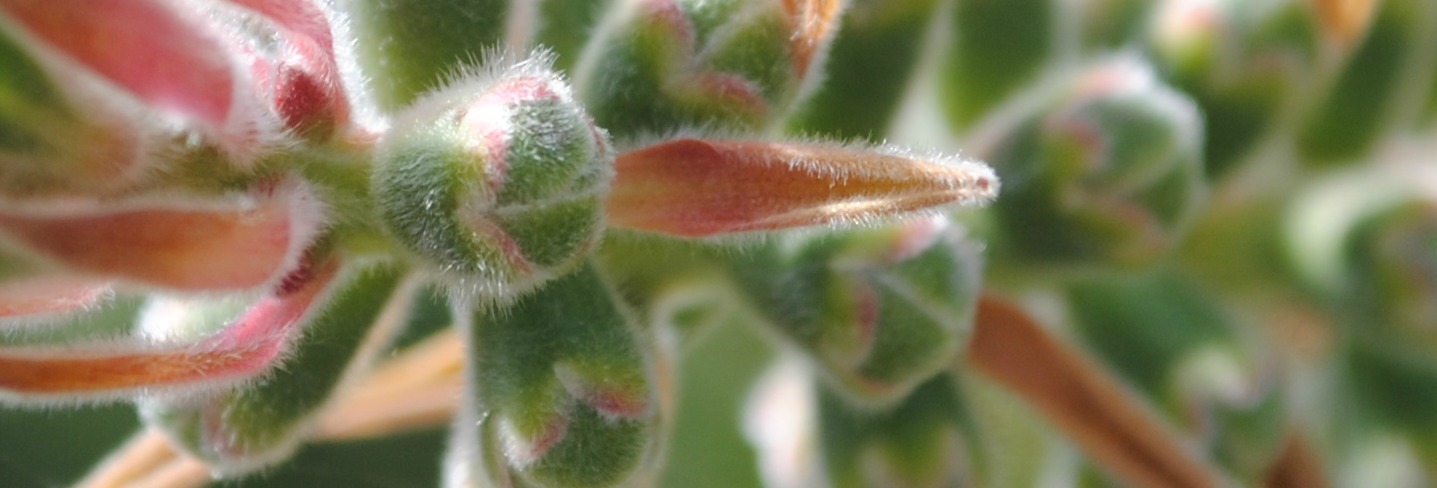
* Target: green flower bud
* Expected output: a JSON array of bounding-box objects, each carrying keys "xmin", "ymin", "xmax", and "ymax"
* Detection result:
[
  {"xmin": 1065, "ymin": 269, "xmax": 1285, "ymax": 482},
  {"xmin": 941, "ymin": 0, "xmax": 1056, "ymax": 131},
  {"xmin": 981, "ymin": 57, "xmax": 1207, "ymax": 273},
  {"xmin": 1146, "ymin": 0, "xmax": 1320, "ymax": 179},
  {"xmin": 1286, "ymin": 167, "xmax": 1437, "ymax": 351},
  {"xmin": 453, "ymin": 261, "xmax": 665, "ymax": 488},
  {"xmin": 373, "ymin": 55, "xmax": 613, "ymax": 300},
  {"xmin": 576, "ymin": 0, "xmax": 842, "ymax": 138},
  {"xmin": 728, "ymin": 216, "xmax": 983, "ymax": 406},
  {"xmin": 140, "ymin": 262, "xmax": 414, "ymax": 474}
]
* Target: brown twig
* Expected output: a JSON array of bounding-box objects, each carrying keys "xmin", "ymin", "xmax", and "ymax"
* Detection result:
[
  {"xmin": 967, "ymin": 293, "xmax": 1230, "ymax": 488},
  {"xmin": 1263, "ymin": 432, "xmax": 1330, "ymax": 488}
]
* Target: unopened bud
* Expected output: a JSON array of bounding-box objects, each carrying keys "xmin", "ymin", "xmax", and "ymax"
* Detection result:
[
  {"xmin": 728, "ymin": 216, "xmax": 984, "ymax": 405},
  {"xmin": 374, "ymin": 55, "xmax": 612, "ymax": 300},
  {"xmin": 455, "ymin": 261, "xmax": 665, "ymax": 488},
  {"xmin": 980, "ymin": 57, "xmax": 1207, "ymax": 272},
  {"xmin": 577, "ymin": 0, "xmax": 844, "ymax": 138}
]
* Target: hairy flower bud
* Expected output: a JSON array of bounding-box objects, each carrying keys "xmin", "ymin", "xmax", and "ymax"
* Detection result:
[
  {"xmin": 451, "ymin": 261, "xmax": 665, "ymax": 488},
  {"xmin": 576, "ymin": 0, "xmax": 843, "ymax": 138},
  {"xmin": 727, "ymin": 216, "xmax": 983, "ymax": 405},
  {"xmin": 373, "ymin": 56, "xmax": 613, "ymax": 300},
  {"xmin": 1286, "ymin": 167, "xmax": 1437, "ymax": 352},
  {"xmin": 1146, "ymin": 0, "xmax": 1319, "ymax": 178},
  {"xmin": 978, "ymin": 57, "xmax": 1207, "ymax": 272}
]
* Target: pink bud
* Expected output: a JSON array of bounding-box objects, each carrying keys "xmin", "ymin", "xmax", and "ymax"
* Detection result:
[
  {"xmin": 606, "ymin": 138, "xmax": 998, "ymax": 237},
  {"xmin": 0, "ymin": 178, "xmax": 323, "ymax": 292}
]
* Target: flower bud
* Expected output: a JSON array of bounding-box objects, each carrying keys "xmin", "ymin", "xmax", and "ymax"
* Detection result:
[
  {"xmin": 576, "ymin": 0, "xmax": 843, "ymax": 138},
  {"xmin": 453, "ymin": 261, "xmax": 665, "ymax": 488},
  {"xmin": 1285, "ymin": 166, "xmax": 1437, "ymax": 352},
  {"xmin": 728, "ymin": 216, "xmax": 984, "ymax": 405},
  {"xmin": 1146, "ymin": 0, "xmax": 1320, "ymax": 178},
  {"xmin": 205, "ymin": 0, "xmax": 351, "ymax": 141},
  {"xmin": 141, "ymin": 262, "xmax": 415, "ymax": 474},
  {"xmin": 978, "ymin": 57, "xmax": 1207, "ymax": 273},
  {"xmin": 373, "ymin": 57, "xmax": 612, "ymax": 300}
]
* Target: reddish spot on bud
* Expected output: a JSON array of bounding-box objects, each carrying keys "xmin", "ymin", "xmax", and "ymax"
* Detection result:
[
  {"xmin": 851, "ymin": 282, "xmax": 880, "ymax": 361},
  {"xmin": 607, "ymin": 138, "xmax": 997, "ymax": 237},
  {"xmin": 686, "ymin": 72, "xmax": 769, "ymax": 122},
  {"xmin": 503, "ymin": 411, "xmax": 571, "ymax": 467},
  {"xmin": 459, "ymin": 76, "xmax": 564, "ymax": 194}
]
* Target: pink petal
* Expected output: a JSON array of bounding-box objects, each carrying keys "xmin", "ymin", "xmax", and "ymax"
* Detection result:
[
  {"xmin": 221, "ymin": 0, "xmax": 334, "ymax": 50},
  {"xmin": 0, "ymin": 275, "xmax": 108, "ymax": 320},
  {"xmin": 0, "ymin": 178, "xmax": 323, "ymax": 292},
  {"xmin": 0, "ymin": 0, "xmax": 235, "ymax": 133},
  {"xmin": 219, "ymin": 0, "xmax": 349, "ymax": 140},
  {"xmin": 0, "ymin": 259, "xmax": 336, "ymax": 402}
]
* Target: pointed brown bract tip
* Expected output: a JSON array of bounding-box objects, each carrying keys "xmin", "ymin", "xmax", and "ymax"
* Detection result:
[
  {"xmin": 606, "ymin": 138, "xmax": 997, "ymax": 238},
  {"xmin": 781, "ymin": 0, "xmax": 844, "ymax": 78},
  {"xmin": 1313, "ymin": 0, "xmax": 1377, "ymax": 47}
]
